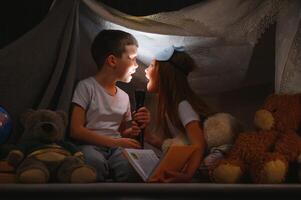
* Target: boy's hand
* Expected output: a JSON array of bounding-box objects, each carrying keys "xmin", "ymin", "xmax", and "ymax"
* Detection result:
[
  {"xmin": 121, "ymin": 121, "xmax": 141, "ymax": 138},
  {"xmin": 133, "ymin": 107, "xmax": 150, "ymax": 129},
  {"xmin": 115, "ymin": 138, "xmax": 141, "ymax": 149}
]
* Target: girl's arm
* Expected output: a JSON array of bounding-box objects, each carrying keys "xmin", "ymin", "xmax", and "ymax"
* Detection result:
[
  {"xmin": 163, "ymin": 120, "xmax": 205, "ymax": 182},
  {"xmin": 184, "ymin": 120, "xmax": 205, "ymax": 177}
]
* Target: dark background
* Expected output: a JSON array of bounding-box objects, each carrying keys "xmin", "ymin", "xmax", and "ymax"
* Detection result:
[{"xmin": 0, "ymin": 0, "xmax": 203, "ymax": 49}]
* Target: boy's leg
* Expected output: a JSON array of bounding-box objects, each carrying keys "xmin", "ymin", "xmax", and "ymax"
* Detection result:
[
  {"xmin": 108, "ymin": 147, "xmax": 141, "ymax": 182},
  {"xmin": 79, "ymin": 145, "xmax": 109, "ymax": 182}
]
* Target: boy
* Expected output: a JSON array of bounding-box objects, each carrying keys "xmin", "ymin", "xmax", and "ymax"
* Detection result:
[{"xmin": 70, "ymin": 30, "xmax": 150, "ymax": 182}]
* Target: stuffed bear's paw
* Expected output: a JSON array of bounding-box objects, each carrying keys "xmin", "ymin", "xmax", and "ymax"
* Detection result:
[
  {"xmin": 211, "ymin": 162, "xmax": 242, "ymax": 183},
  {"xmin": 7, "ymin": 150, "xmax": 24, "ymax": 167},
  {"xmin": 18, "ymin": 168, "xmax": 49, "ymax": 183},
  {"xmin": 259, "ymin": 159, "xmax": 286, "ymax": 184},
  {"xmin": 70, "ymin": 166, "xmax": 97, "ymax": 183},
  {"xmin": 57, "ymin": 156, "xmax": 96, "ymax": 183}
]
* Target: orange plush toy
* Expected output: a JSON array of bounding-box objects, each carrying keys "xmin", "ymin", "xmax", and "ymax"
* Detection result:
[{"xmin": 210, "ymin": 94, "xmax": 301, "ymax": 184}]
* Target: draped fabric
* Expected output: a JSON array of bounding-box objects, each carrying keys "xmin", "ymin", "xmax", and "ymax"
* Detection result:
[
  {"xmin": 81, "ymin": 0, "xmax": 276, "ymax": 96},
  {"xmin": 1, "ymin": 0, "xmax": 301, "ymax": 142},
  {"xmin": 275, "ymin": 0, "xmax": 301, "ymax": 93},
  {"xmin": 82, "ymin": 0, "xmax": 301, "ymax": 95},
  {"xmin": 0, "ymin": 0, "xmax": 79, "ymax": 142},
  {"xmin": 84, "ymin": 0, "xmax": 282, "ymax": 44}
]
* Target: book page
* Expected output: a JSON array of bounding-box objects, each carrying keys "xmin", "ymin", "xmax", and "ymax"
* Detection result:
[{"xmin": 124, "ymin": 149, "xmax": 159, "ymax": 182}]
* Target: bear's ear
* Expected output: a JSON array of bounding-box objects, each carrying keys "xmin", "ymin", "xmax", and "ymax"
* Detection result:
[
  {"xmin": 56, "ymin": 110, "xmax": 68, "ymax": 126},
  {"xmin": 20, "ymin": 109, "xmax": 35, "ymax": 126}
]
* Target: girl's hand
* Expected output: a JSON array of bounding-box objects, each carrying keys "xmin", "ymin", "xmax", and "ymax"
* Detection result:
[
  {"xmin": 163, "ymin": 171, "xmax": 192, "ymax": 183},
  {"xmin": 133, "ymin": 107, "xmax": 150, "ymax": 129},
  {"xmin": 115, "ymin": 138, "xmax": 141, "ymax": 149}
]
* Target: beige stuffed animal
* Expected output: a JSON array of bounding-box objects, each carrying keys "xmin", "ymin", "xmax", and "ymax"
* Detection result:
[{"xmin": 161, "ymin": 113, "xmax": 242, "ymax": 175}]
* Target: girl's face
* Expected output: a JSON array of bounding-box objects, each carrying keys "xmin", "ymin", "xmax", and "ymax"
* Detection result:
[{"xmin": 145, "ymin": 59, "xmax": 159, "ymax": 93}]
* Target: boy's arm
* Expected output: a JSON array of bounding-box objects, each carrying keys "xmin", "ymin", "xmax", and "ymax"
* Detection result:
[
  {"xmin": 118, "ymin": 120, "xmax": 127, "ymax": 136},
  {"xmin": 70, "ymin": 104, "xmax": 140, "ymax": 149},
  {"xmin": 119, "ymin": 120, "xmax": 140, "ymax": 138},
  {"xmin": 70, "ymin": 104, "xmax": 118, "ymax": 147}
]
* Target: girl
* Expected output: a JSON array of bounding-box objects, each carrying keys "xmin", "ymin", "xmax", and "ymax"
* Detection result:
[{"xmin": 142, "ymin": 46, "xmax": 211, "ymax": 181}]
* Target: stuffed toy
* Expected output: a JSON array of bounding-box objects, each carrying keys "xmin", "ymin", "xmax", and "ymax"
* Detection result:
[
  {"xmin": 161, "ymin": 113, "xmax": 242, "ymax": 178},
  {"xmin": 211, "ymin": 94, "xmax": 301, "ymax": 184},
  {"xmin": 6, "ymin": 109, "xmax": 97, "ymax": 183},
  {"xmin": 201, "ymin": 113, "xmax": 242, "ymax": 175}
]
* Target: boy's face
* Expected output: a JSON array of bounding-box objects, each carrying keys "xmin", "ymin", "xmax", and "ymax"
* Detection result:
[{"xmin": 115, "ymin": 44, "xmax": 138, "ymax": 83}]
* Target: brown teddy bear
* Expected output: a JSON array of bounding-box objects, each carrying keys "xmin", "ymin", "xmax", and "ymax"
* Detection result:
[
  {"xmin": 210, "ymin": 94, "xmax": 301, "ymax": 184},
  {"xmin": 6, "ymin": 109, "xmax": 97, "ymax": 183}
]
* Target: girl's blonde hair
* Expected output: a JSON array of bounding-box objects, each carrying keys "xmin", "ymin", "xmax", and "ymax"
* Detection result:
[{"xmin": 155, "ymin": 51, "xmax": 211, "ymax": 138}]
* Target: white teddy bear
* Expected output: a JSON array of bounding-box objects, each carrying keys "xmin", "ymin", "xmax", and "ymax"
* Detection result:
[{"xmin": 161, "ymin": 113, "xmax": 242, "ymax": 175}]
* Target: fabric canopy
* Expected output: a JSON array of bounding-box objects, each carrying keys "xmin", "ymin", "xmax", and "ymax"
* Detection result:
[
  {"xmin": 0, "ymin": 0, "xmax": 300, "ymax": 142},
  {"xmin": 82, "ymin": 0, "xmax": 301, "ymax": 94}
]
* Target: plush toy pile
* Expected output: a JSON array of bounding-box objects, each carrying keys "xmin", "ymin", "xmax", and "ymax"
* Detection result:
[
  {"xmin": 6, "ymin": 109, "xmax": 97, "ymax": 183},
  {"xmin": 211, "ymin": 94, "xmax": 301, "ymax": 183}
]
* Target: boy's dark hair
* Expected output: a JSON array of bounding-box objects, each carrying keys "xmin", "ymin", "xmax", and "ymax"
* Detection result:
[{"xmin": 91, "ymin": 29, "xmax": 138, "ymax": 70}]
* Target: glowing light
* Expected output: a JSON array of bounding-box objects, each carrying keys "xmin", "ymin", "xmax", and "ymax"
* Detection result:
[{"xmin": 97, "ymin": 20, "xmax": 218, "ymax": 66}]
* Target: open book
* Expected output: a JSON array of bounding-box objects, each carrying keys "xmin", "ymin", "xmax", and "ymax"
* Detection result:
[{"xmin": 123, "ymin": 146, "xmax": 198, "ymax": 182}]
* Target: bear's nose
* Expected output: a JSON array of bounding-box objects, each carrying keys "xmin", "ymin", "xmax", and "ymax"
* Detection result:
[{"xmin": 41, "ymin": 123, "xmax": 54, "ymax": 132}]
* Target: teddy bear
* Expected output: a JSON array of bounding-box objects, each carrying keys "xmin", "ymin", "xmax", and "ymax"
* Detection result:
[
  {"xmin": 210, "ymin": 93, "xmax": 301, "ymax": 184},
  {"xmin": 161, "ymin": 113, "xmax": 242, "ymax": 179},
  {"xmin": 6, "ymin": 109, "xmax": 97, "ymax": 183}
]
